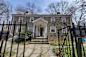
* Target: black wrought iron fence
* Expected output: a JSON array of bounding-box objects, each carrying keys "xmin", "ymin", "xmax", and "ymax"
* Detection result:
[
  {"xmin": 0, "ymin": 21, "xmax": 28, "ymax": 57},
  {"xmin": 57, "ymin": 23, "xmax": 86, "ymax": 57},
  {"xmin": 0, "ymin": 20, "xmax": 86, "ymax": 57}
]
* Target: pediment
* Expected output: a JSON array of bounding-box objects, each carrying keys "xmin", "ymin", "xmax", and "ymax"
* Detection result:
[{"xmin": 32, "ymin": 18, "xmax": 48, "ymax": 24}]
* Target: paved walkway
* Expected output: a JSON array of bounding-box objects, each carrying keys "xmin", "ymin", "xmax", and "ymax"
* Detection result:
[
  {"xmin": 24, "ymin": 44, "xmax": 57, "ymax": 57},
  {"xmin": 0, "ymin": 41, "xmax": 57, "ymax": 57}
]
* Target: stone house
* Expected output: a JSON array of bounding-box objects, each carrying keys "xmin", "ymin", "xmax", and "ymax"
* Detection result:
[{"xmin": 12, "ymin": 14, "xmax": 71, "ymax": 41}]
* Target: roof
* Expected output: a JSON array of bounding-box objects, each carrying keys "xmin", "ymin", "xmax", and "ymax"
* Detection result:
[{"xmin": 12, "ymin": 14, "xmax": 71, "ymax": 17}]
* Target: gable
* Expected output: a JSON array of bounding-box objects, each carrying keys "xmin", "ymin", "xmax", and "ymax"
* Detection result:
[{"xmin": 32, "ymin": 18, "xmax": 48, "ymax": 24}]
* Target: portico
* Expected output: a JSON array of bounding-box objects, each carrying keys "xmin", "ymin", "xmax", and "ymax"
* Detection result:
[{"xmin": 32, "ymin": 18, "xmax": 48, "ymax": 38}]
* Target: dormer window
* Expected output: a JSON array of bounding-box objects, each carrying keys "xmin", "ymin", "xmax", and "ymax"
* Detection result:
[
  {"xmin": 51, "ymin": 17, "xmax": 55, "ymax": 22},
  {"xmin": 30, "ymin": 17, "xmax": 34, "ymax": 22}
]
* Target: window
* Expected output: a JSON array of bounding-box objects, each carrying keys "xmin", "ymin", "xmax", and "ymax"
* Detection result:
[
  {"xmin": 62, "ymin": 26, "xmax": 67, "ymax": 33},
  {"xmin": 18, "ymin": 17, "xmax": 23, "ymax": 22},
  {"xmin": 29, "ymin": 17, "xmax": 34, "ymax": 22},
  {"xmin": 28, "ymin": 26, "xmax": 33, "ymax": 32},
  {"xmin": 16, "ymin": 26, "xmax": 19, "ymax": 32},
  {"xmin": 18, "ymin": 17, "xmax": 21, "ymax": 22},
  {"xmin": 51, "ymin": 17, "xmax": 55, "ymax": 22},
  {"xmin": 50, "ymin": 26, "xmax": 56, "ymax": 33},
  {"xmin": 61, "ymin": 17, "xmax": 66, "ymax": 23}
]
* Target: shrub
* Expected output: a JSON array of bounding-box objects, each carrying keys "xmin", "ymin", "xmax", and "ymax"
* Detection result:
[
  {"xmin": 26, "ymin": 31, "xmax": 32, "ymax": 36},
  {"xmin": 14, "ymin": 31, "xmax": 32, "ymax": 43}
]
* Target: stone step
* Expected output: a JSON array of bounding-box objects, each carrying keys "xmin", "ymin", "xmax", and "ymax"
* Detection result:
[
  {"xmin": 29, "ymin": 41, "xmax": 49, "ymax": 44},
  {"xmin": 29, "ymin": 38, "xmax": 48, "ymax": 44},
  {"xmin": 31, "ymin": 38, "xmax": 48, "ymax": 42}
]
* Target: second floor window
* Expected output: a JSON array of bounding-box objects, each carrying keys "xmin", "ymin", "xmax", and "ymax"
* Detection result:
[
  {"xmin": 18, "ymin": 17, "xmax": 23, "ymax": 22},
  {"xmin": 61, "ymin": 17, "xmax": 66, "ymax": 23},
  {"xmin": 29, "ymin": 17, "xmax": 34, "ymax": 22},
  {"xmin": 51, "ymin": 17, "xmax": 55, "ymax": 22}
]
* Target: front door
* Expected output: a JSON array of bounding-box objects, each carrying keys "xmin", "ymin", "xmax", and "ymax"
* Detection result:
[{"xmin": 40, "ymin": 27, "xmax": 43, "ymax": 36}]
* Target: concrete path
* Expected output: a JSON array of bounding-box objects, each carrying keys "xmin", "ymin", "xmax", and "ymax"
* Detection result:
[{"xmin": 0, "ymin": 41, "xmax": 57, "ymax": 57}]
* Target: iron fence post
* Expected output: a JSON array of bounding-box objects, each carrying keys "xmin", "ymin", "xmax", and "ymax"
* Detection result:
[
  {"xmin": 0, "ymin": 21, "xmax": 5, "ymax": 57},
  {"xmin": 69, "ymin": 26, "xmax": 75, "ymax": 57}
]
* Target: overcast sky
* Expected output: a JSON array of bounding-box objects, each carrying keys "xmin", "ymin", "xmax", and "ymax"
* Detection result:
[{"xmin": 7, "ymin": 0, "xmax": 75, "ymax": 14}]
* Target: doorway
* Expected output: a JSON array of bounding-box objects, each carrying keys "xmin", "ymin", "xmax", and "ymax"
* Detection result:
[{"xmin": 40, "ymin": 27, "xmax": 44, "ymax": 36}]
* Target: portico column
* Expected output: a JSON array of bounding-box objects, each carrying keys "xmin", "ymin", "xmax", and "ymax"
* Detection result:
[
  {"xmin": 33, "ymin": 24, "xmax": 35, "ymax": 37},
  {"xmin": 45, "ymin": 24, "xmax": 47, "ymax": 38}
]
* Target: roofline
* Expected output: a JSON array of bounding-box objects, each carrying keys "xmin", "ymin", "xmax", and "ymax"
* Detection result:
[{"xmin": 12, "ymin": 14, "xmax": 71, "ymax": 17}]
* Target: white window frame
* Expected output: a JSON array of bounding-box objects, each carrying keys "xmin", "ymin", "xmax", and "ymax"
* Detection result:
[
  {"xmin": 61, "ymin": 16, "xmax": 66, "ymax": 23},
  {"xmin": 29, "ymin": 17, "xmax": 34, "ymax": 22},
  {"xmin": 51, "ymin": 17, "xmax": 55, "ymax": 22},
  {"xmin": 18, "ymin": 17, "xmax": 23, "ymax": 22},
  {"xmin": 50, "ymin": 26, "xmax": 56, "ymax": 33},
  {"xmin": 18, "ymin": 17, "xmax": 21, "ymax": 22},
  {"xmin": 28, "ymin": 26, "xmax": 33, "ymax": 31},
  {"xmin": 61, "ymin": 25, "xmax": 67, "ymax": 33},
  {"xmin": 16, "ymin": 26, "xmax": 19, "ymax": 33}
]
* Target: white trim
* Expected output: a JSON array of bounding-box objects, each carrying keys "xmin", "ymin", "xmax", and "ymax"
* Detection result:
[
  {"xmin": 51, "ymin": 17, "xmax": 55, "ymax": 22},
  {"xmin": 61, "ymin": 16, "xmax": 66, "ymax": 23},
  {"xmin": 18, "ymin": 17, "xmax": 23, "ymax": 22},
  {"xmin": 29, "ymin": 17, "xmax": 34, "ymax": 22},
  {"xmin": 32, "ymin": 18, "xmax": 48, "ymax": 24},
  {"xmin": 50, "ymin": 26, "xmax": 56, "ymax": 33}
]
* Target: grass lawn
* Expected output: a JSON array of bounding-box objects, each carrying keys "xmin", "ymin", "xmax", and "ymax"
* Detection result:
[{"xmin": 49, "ymin": 39, "xmax": 86, "ymax": 57}]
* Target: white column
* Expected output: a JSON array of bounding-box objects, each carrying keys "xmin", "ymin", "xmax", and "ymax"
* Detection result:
[
  {"xmin": 38, "ymin": 26, "xmax": 40, "ymax": 36},
  {"xmin": 36, "ymin": 25, "xmax": 38, "ymax": 37},
  {"xmin": 33, "ymin": 24, "xmax": 35, "ymax": 37},
  {"xmin": 45, "ymin": 24, "xmax": 47, "ymax": 38}
]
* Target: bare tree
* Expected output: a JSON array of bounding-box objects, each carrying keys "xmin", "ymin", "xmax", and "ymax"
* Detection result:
[
  {"xmin": 67, "ymin": 0, "xmax": 86, "ymax": 25},
  {"xmin": 26, "ymin": 1, "xmax": 41, "ymax": 14},
  {"xmin": 0, "ymin": 0, "xmax": 11, "ymax": 22},
  {"xmin": 16, "ymin": 6, "xmax": 28, "ymax": 14},
  {"xmin": 46, "ymin": 0, "xmax": 86, "ymax": 25},
  {"xmin": 16, "ymin": 1, "xmax": 41, "ymax": 14},
  {"xmin": 46, "ymin": 1, "xmax": 69, "ymax": 14}
]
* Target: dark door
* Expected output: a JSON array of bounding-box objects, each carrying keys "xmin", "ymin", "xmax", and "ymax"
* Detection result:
[{"xmin": 40, "ymin": 27, "xmax": 43, "ymax": 36}]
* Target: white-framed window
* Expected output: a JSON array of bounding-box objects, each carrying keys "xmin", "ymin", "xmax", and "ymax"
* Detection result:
[
  {"xmin": 29, "ymin": 17, "xmax": 34, "ymax": 22},
  {"xmin": 28, "ymin": 26, "xmax": 33, "ymax": 32},
  {"xmin": 16, "ymin": 26, "xmax": 19, "ymax": 33},
  {"xmin": 50, "ymin": 26, "xmax": 56, "ymax": 33},
  {"xmin": 18, "ymin": 17, "xmax": 23, "ymax": 22},
  {"xmin": 61, "ymin": 26, "xmax": 67, "ymax": 33},
  {"xmin": 18, "ymin": 17, "xmax": 21, "ymax": 22},
  {"xmin": 51, "ymin": 17, "xmax": 55, "ymax": 22},
  {"xmin": 61, "ymin": 16, "xmax": 66, "ymax": 23}
]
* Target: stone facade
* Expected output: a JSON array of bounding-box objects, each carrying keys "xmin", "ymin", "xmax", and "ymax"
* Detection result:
[{"xmin": 12, "ymin": 14, "xmax": 71, "ymax": 41}]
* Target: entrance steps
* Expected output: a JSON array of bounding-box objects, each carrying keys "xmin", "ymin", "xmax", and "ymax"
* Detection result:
[{"xmin": 29, "ymin": 38, "xmax": 49, "ymax": 44}]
